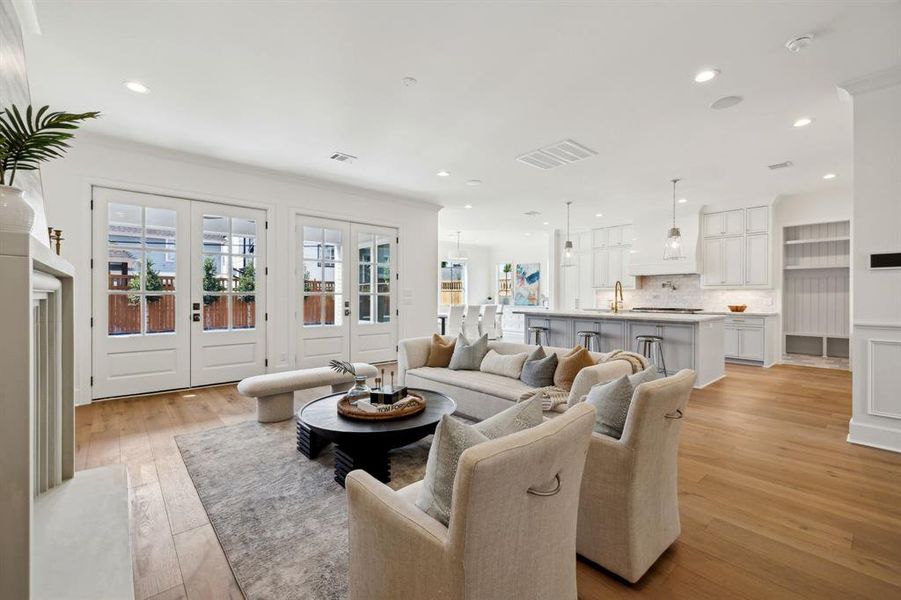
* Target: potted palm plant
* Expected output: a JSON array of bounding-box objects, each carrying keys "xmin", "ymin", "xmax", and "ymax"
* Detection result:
[{"xmin": 0, "ymin": 105, "xmax": 99, "ymax": 233}]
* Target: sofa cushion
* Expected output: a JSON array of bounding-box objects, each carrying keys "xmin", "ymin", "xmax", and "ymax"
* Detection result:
[
  {"xmin": 449, "ymin": 333, "xmax": 489, "ymax": 371},
  {"xmin": 407, "ymin": 367, "xmax": 537, "ymax": 402},
  {"xmin": 480, "ymin": 349, "xmax": 528, "ymax": 379},
  {"xmin": 554, "ymin": 346, "xmax": 596, "ymax": 391},
  {"xmin": 520, "ymin": 348, "xmax": 558, "ymax": 388},
  {"xmin": 426, "ymin": 333, "xmax": 456, "ymax": 367},
  {"xmin": 473, "ymin": 395, "xmax": 543, "ymax": 439},
  {"xmin": 584, "ymin": 367, "xmax": 661, "ymax": 439}
]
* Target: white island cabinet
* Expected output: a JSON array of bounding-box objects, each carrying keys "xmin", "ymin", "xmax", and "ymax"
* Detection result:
[{"xmin": 514, "ymin": 309, "xmax": 726, "ymax": 388}]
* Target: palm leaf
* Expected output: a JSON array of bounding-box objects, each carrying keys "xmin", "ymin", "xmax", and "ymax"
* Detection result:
[
  {"xmin": 0, "ymin": 104, "xmax": 99, "ymax": 185},
  {"xmin": 328, "ymin": 360, "xmax": 357, "ymax": 376}
]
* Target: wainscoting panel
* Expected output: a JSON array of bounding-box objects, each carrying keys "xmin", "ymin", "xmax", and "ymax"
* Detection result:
[
  {"xmin": 850, "ymin": 323, "xmax": 901, "ymax": 453},
  {"xmin": 868, "ymin": 338, "xmax": 901, "ymax": 419}
]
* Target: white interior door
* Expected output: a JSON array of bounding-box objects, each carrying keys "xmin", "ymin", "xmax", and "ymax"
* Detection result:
[
  {"xmin": 190, "ymin": 202, "xmax": 267, "ymax": 386},
  {"xmin": 92, "ymin": 188, "xmax": 190, "ymax": 398},
  {"xmin": 350, "ymin": 223, "xmax": 398, "ymax": 364}
]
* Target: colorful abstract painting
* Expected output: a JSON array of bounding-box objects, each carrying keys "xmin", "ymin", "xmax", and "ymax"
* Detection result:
[{"xmin": 513, "ymin": 263, "xmax": 540, "ymax": 306}]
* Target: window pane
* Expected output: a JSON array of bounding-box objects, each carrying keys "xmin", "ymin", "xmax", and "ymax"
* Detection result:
[
  {"xmin": 304, "ymin": 261, "xmax": 323, "ymax": 292},
  {"xmin": 303, "ymin": 295, "xmax": 322, "ymax": 326},
  {"xmin": 303, "ymin": 227, "xmax": 322, "ymax": 261},
  {"xmin": 145, "ymin": 251, "xmax": 174, "ymax": 292},
  {"xmin": 232, "ymin": 295, "xmax": 255, "ymax": 330},
  {"xmin": 231, "ymin": 218, "xmax": 257, "ymax": 255},
  {"xmin": 202, "ymin": 255, "xmax": 228, "ymax": 294},
  {"xmin": 324, "ymin": 228, "xmax": 343, "ymax": 261},
  {"xmin": 358, "ymin": 263, "xmax": 371, "ymax": 293},
  {"xmin": 358, "ymin": 294, "xmax": 372, "ymax": 324},
  {"xmin": 377, "ymin": 265, "xmax": 390, "ymax": 293},
  {"xmin": 203, "ymin": 295, "xmax": 228, "ymax": 330},
  {"xmin": 108, "ymin": 203, "xmax": 142, "ymax": 247},
  {"xmin": 146, "ymin": 294, "xmax": 175, "ymax": 333},
  {"xmin": 377, "ymin": 295, "xmax": 391, "ymax": 323},
  {"xmin": 232, "ymin": 256, "xmax": 256, "ymax": 293},
  {"xmin": 202, "ymin": 215, "xmax": 229, "ymax": 253},
  {"xmin": 358, "ymin": 233, "xmax": 373, "ymax": 263},
  {"xmin": 323, "ymin": 262, "xmax": 341, "ymax": 294},
  {"xmin": 145, "ymin": 208, "xmax": 177, "ymax": 250},
  {"xmin": 376, "ymin": 235, "xmax": 391, "ymax": 264},
  {"xmin": 323, "ymin": 294, "xmax": 338, "ymax": 326},
  {"xmin": 108, "ymin": 249, "xmax": 141, "ymax": 291},
  {"xmin": 108, "ymin": 294, "xmax": 141, "ymax": 335}
]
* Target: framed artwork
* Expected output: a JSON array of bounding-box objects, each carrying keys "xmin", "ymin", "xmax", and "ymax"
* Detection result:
[{"xmin": 513, "ymin": 263, "xmax": 540, "ymax": 306}]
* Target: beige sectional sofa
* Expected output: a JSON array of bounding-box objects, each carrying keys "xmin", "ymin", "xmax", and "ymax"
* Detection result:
[{"xmin": 398, "ymin": 336, "xmax": 635, "ymax": 420}]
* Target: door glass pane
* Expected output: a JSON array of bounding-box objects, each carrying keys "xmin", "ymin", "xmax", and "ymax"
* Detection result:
[
  {"xmin": 304, "ymin": 261, "xmax": 323, "ymax": 292},
  {"xmin": 108, "ymin": 250, "xmax": 141, "ymax": 291},
  {"xmin": 145, "ymin": 208, "xmax": 177, "ymax": 249},
  {"xmin": 323, "ymin": 294, "xmax": 338, "ymax": 325},
  {"xmin": 377, "ymin": 295, "xmax": 391, "ymax": 323},
  {"xmin": 232, "ymin": 295, "xmax": 255, "ymax": 329},
  {"xmin": 377, "ymin": 265, "xmax": 390, "ymax": 293},
  {"xmin": 231, "ymin": 218, "xmax": 257, "ymax": 255},
  {"xmin": 358, "ymin": 294, "xmax": 372, "ymax": 324},
  {"xmin": 376, "ymin": 234, "xmax": 391, "ymax": 264},
  {"xmin": 358, "ymin": 264, "xmax": 371, "ymax": 293},
  {"xmin": 202, "ymin": 215, "xmax": 229, "ymax": 253},
  {"xmin": 145, "ymin": 251, "xmax": 174, "ymax": 292},
  {"xmin": 107, "ymin": 203, "xmax": 142, "ymax": 247},
  {"xmin": 146, "ymin": 294, "xmax": 175, "ymax": 333},
  {"xmin": 303, "ymin": 227, "xmax": 322, "ymax": 260},
  {"xmin": 324, "ymin": 228, "xmax": 343, "ymax": 261},
  {"xmin": 322, "ymin": 262, "xmax": 339, "ymax": 294},
  {"xmin": 232, "ymin": 256, "xmax": 256, "ymax": 293},
  {"xmin": 108, "ymin": 294, "xmax": 141, "ymax": 335},
  {"xmin": 203, "ymin": 295, "xmax": 229, "ymax": 330},
  {"xmin": 202, "ymin": 255, "xmax": 228, "ymax": 293},
  {"xmin": 303, "ymin": 295, "xmax": 322, "ymax": 326},
  {"xmin": 358, "ymin": 233, "xmax": 373, "ymax": 263}
]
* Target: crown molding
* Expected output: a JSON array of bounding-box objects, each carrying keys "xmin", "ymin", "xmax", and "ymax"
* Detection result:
[{"xmin": 839, "ymin": 65, "xmax": 901, "ymax": 96}]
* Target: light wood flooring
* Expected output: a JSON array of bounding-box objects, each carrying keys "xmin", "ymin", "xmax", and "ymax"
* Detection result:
[{"xmin": 75, "ymin": 364, "xmax": 901, "ymax": 600}]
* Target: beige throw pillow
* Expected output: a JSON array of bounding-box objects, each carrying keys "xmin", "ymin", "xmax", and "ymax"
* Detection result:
[
  {"xmin": 554, "ymin": 346, "xmax": 596, "ymax": 391},
  {"xmin": 479, "ymin": 349, "xmax": 528, "ymax": 379},
  {"xmin": 426, "ymin": 334, "xmax": 456, "ymax": 367}
]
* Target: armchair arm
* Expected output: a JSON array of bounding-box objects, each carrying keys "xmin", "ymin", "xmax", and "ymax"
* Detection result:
[
  {"xmin": 346, "ymin": 471, "xmax": 458, "ymax": 600},
  {"xmin": 397, "ymin": 336, "xmax": 434, "ymax": 385},
  {"xmin": 567, "ymin": 360, "xmax": 634, "ymax": 407}
]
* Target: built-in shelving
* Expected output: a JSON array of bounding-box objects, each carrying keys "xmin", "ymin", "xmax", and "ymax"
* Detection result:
[
  {"xmin": 784, "ymin": 264, "xmax": 849, "ymax": 270},
  {"xmin": 784, "ymin": 236, "xmax": 850, "ymax": 245}
]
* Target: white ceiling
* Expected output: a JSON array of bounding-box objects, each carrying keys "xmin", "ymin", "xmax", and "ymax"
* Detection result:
[{"xmin": 21, "ymin": 1, "xmax": 901, "ymax": 242}]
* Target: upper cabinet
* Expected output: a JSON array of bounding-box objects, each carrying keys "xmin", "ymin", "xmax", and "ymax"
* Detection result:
[
  {"xmin": 701, "ymin": 206, "xmax": 770, "ymax": 288},
  {"xmin": 591, "ymin": 224, "xmax": 635, "ymax": 289}
]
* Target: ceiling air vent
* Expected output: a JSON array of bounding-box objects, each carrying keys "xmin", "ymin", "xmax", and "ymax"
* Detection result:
[
  {"xmin": 524, "ymin": 210, "xmax": 541, "ymax": 217},
  {"xmin": 767, "ymin": 161, "xmax": 794, "ymax": 170},
  {"xmin": 330, "ymin": 152, "xmax": 357, "ymax": 163},
  {"xmin": 516, "ymin": 139, "xmax": 598, "ymax": 170}
]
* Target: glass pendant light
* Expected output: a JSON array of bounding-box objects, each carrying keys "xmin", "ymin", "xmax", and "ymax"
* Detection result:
[
  {"xmin": 447, "ymin": 231, "xmax": 468, "ymax": 261},
  {"xmin": 562, "ymin": 201, "xmax": 575, "ymax": 268},
  {"xmin": 663, "ymin": 178, "xmax": 684, "ymax": 260}
]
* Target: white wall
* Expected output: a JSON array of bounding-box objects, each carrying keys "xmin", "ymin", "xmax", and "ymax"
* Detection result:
[
  {"xmin": 437, "ymin": 242, "xmax": 492, "ymax": 305},
  {"xmin": 40, "ymin": 134, "xmax": 440, "ymax": 405},
  {"xmin": 844, "ymin": 69, "xmax": 901, "ymax": 453},
  {"xmin": 487, "ymin": 234, "xmax": 553, "ymax": 306}
]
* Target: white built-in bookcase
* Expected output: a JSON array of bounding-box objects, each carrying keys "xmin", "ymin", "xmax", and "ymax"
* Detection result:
[{"xmin": 782, "ymin": 220, "xmax": 851, "ymax": 358}]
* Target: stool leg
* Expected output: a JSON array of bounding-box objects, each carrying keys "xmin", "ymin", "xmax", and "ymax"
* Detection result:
[
  {"xmin": 541, "ymin": 331, "xmax": 549, "ymax": 346},
  {"xmin": 656, "ymin": 342, "xmax": 668, "ymax": 377}
]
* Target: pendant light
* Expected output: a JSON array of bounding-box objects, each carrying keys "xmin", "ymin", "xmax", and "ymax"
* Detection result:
[
  {"xmin": 562, "ymin": 201, "xmax": 575, "ymax": 268},
  {"xmin": 663, "ymin": 178, "xmax": 684, "ymax": 260},
  {"xmin": 447, "ymin": 231, "xmax": 468, "ymax": 261}
]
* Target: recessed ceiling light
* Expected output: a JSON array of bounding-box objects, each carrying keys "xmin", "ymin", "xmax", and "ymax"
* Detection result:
[
  {"xmin": 823, "ymin": 173, "xmax": 837, "ymax": 180},
  {"xmin": 123, "ymin": 80, "xmax": 150, "ymax": 94},
  {"xmin": 436, "ymin": 170, "xmax": 450, "ymax": 177},
  {"xmin": 678, "ymin": 198, "xmax": 688, "ymax": 204},
  {"xmin": 402, "ymin": 77, "xmax": 418, "ymax": 87},
  {"xmin": 694, "ymin": 69, "xmax": 720, "ymax": 83},
  {"xmin": 793, "ymin": 117, "xmax": 814, "ymax": 128},
  {"xmin": 465, "ymin": 179, "xmax": 482, "ymax": 186},
  {"xmin": 524, "ymin": 232, "xmax": 532, "ymax": 236},
  {"xmin": 542, "ymin": 221, "xmax": 549, "ymax": 225},
  {"xmin": 464, "ymin": 204, "xmax": 473, "ymax": 209},
  {"xmin": 595, "ymin": 213, "xmax": 603, "ymax": 218},
  {"xmin": 711, "ymin": 95, "xmax": 743, "ymax": 110}
]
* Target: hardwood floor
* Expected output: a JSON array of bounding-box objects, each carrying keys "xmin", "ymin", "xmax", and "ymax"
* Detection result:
[{"xmin": 75, "ymin": 364, "xmax": 901, "ymax": 600}]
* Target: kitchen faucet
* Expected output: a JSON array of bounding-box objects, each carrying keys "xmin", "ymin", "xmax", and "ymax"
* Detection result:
[{"xmin": 613, "ymin": 280, "xmax": 624, "ymax": 313}]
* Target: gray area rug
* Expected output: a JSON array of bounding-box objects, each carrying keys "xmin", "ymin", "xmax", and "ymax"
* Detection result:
[{"xmin": 175, "ymin": 419, "xmax": 432, "ymax": 600}]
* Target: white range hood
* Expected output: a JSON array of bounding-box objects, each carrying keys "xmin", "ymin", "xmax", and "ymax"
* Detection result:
[{"xmin": 627, "ymin": 206, "xmax": 702, "ymax": 276}]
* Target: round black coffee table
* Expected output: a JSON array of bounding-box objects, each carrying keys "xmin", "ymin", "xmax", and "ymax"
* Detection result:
[{"xmin": 296, "ymin": 388, "xmax": 456, "ymax": 487}]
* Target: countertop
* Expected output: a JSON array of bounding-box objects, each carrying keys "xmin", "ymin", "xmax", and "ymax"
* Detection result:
[{"xmin": 512, "ymin": 308, "xmax": 726, "ymax": 323}]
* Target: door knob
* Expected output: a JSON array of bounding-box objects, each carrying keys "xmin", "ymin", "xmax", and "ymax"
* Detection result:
[
  {"xmin": 192, "ymin": 313, "xmax": 200, "ymax": 322},
  {"xmin": 344, "ymin": 309, "xmax": 351, "ymax": 316}
]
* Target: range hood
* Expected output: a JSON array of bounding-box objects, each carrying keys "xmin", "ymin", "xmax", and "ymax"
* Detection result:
[{"xmin": 627, "ymin": 206, "xmax": 702, "ymax": 276}]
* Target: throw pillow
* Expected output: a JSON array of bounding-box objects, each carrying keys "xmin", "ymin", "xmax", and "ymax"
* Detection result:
[
  {"xmin": 630, "ymin": 365, "xmax": 661, "ymax": 386},
  {"xmin": 448, "ymin": 333, "xmax": 490, "ymax": 371},
  {"xmin": 426, "ymin": 334, "xmax": 456, "ymax": 367},
  {"xmin": 474, "ymin": 395, "xmax": 543, "ymax": 439},
  {"xmin": 554, "ymin": 346, "xmax": 596, "ymax": 391},
  {"xmin": 584, "ymin": 375, "xmax": 634, "ymax": 439},
  {"xmin": 520, "ymin": 349, "xmax": 558, "ymax": 388},
  {"xmin": 416, "ymin": 415, "xmax": 488, "ymax": 526},
  {"xmin": 480, "ymin": 349, "xmax": 528, "ymax": 379}
]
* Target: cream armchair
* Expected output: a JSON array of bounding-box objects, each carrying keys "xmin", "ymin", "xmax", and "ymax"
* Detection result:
[
  {"xmin": 346, "ymin": 402, "xmax": 597, "ymax": 600},
  {"xmin": 577, "ymin": 369, "xmax": 696, "ymax": 583}
]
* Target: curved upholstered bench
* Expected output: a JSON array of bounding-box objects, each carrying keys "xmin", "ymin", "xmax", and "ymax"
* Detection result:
[{"xmin": 237, "ymin": 363, "xmax": 379, "ymax": 423}]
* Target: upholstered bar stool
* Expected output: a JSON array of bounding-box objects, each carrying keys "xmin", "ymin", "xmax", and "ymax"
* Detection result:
[
  {"xmin": 576, "ymin": 330, "xmax": 603, "ymax": 352},
  {"xmin": 635, "ymin": 335, "xmax": 667, "ymax": 376},
  {"xmin": 528, "ymin": 325, "xmax": 549, "ymax": 346}
]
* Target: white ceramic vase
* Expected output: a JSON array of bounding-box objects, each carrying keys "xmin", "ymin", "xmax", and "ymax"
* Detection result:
[{"xmin": 0, "ymin": 185, "xmax": 35, "ymax": 234}]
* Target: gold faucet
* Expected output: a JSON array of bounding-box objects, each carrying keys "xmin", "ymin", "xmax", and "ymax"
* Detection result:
[{"xmin": 613, "ymin": 280, "xmax": 624, "ymax": 313}]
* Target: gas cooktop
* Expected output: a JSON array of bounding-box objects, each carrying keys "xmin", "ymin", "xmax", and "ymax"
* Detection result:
[{"xmin": 630, "ymin": 307, "xmax": 704, "ymax": 314}]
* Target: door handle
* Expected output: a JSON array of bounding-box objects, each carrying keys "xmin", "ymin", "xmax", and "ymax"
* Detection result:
[
  {"xmin": 192, "ymin": 313, "xmax": 200, "ymax": 322},
  {"xmin": 344, "ymin": 309, "xmax": 351, "ymax": 316}
]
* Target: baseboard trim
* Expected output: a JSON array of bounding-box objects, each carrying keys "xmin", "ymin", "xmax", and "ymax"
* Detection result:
[{"xmin": 847, "ymin": 419, "xmax": 901, "ymax": 454}]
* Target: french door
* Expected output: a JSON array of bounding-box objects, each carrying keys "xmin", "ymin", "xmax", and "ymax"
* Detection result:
[
  {"xmin": 92, "ymin": 188, "xmax": 266, "ymax": 399},
  {"xmin": 296, "ymin": 216, "xmax": 398, "ymax": 368}
]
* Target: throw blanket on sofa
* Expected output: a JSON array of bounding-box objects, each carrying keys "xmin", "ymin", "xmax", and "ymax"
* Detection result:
[
  {"xmin": 518, "ymin": 386, "xmax": 570, "ymax": 413},
  {"xmin": 601, "ymin": 350, "xmax": 648, "ymax": 374}
]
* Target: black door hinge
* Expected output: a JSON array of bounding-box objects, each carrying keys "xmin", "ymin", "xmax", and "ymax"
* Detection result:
[
  {"xmin": 90, "ymin": 258, "xmax": 94, "ymax": 269},
  {"xmin": 265, "ymin": 312, "xmax": 269, "ymax": 321},
  {"xmin": 265, "ymin": 358, "xmax": 269, "ymax": 367},
  {"xmin": 396, "ymin": 309, "xmax": 399, "ymax": 316},
  {"xmin": 396, "ymin": 236, "xmax": 399, "ymax": 244},
  {"xmin": 265, "ymin": 221, "xmax": 269, "ymax": 230},
  {"xmin": 90, "ymin": 317, "xmax": 94, "ymax": 327},
  {"xmin": 90, "ymin": 376, "xmax": 94, "ymax": 386},
  {"xmin": 90, "ymin": 200, "xmax": 94, "ymax": 210},
  {"xmin": 265, "ymin": 267, "xmax": 269, "ymax": 275}
]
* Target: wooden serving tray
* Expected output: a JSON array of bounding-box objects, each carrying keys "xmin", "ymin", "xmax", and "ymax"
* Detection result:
[{"xmin": 337, "ymin": 392, "xmax": 426, "ymax": 421}]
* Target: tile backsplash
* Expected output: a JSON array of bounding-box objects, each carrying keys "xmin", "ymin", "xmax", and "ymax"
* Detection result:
[{"xmin": 595, "ymin": 274, "xmax": 778, "ymax": 313}]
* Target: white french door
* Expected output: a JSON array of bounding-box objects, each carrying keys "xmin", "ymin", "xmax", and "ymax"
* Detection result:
[
  {"xmin": 92, "ymin": 188, "xmax": 266, "ymax": 399},
  {"xmin": 296, "ymin": 216, "xmax": 397, "ymax": 368}
]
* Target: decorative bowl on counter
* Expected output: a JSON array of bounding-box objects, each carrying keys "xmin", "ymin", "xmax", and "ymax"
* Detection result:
[{"xmin": 728, "ymin": 304, "xmax": 748, "ymax": 313}]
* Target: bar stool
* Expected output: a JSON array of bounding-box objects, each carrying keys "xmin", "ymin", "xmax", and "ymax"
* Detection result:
[
  {"xmin": 576, "ymin": 330, "xmax": 603, "ymax": 352},
  {"xmin": 528, "ymin": 325, "xmax": 549, "ymax": 346},
  {"xmin": 635, "ymin": 335, "xmax": 667, "ymax": 377}
]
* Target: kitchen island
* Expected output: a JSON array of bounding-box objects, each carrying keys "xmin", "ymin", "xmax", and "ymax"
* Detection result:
[{"xmin": 513, "ymin": 308, "xmax": 725, "ymax": 388}]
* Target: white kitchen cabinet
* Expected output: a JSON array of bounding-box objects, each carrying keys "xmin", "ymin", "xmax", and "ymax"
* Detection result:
[
  {"xmin": 701, "ymin": 238, "xmax": 724, "ymax": 286},
  {"xmin": 724, "ymin": 327, "xmax": 740, "ymax": 357},
  {"xmin": 590, "ymin": 224, "xmax": 635, "ymax": 289},
  {"xmin": 607, "ymin": 248, "xmax": 622, "ymax": 284},
  {"xmin": 592, "ymin": 228, "xmax": 608, "ymax": 248},
  {"xmin": 607, "ymin": 226, "xmax": 622, "ymax": 247},
  {"xmin": 620, "ymin": 248, "xmax": 636, "ymax": 288},
  {"xmin": 723, "ymin": 236, "xmax": 744, "ymax": 285},
  {"xmin": 746, "ymin": 206, "xmax": 768, "ymax": 234},
  {"xmin": 592, "ymin": 249, "xmax": 608, "ymax": 287},
  {"xmin": 738, "ymin": 327, "xmax": 765, "ymax": 360},
  {"xmin": 703, "ymin": 209, "xmax": 744, "ymax": 238},
  {"xmin": 723, "ymin": 315, "xmax": 777, "ymax": 366},
  {"xmin": 745, "ymin": 233, "xmax": 768, "ymax": 285}
]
